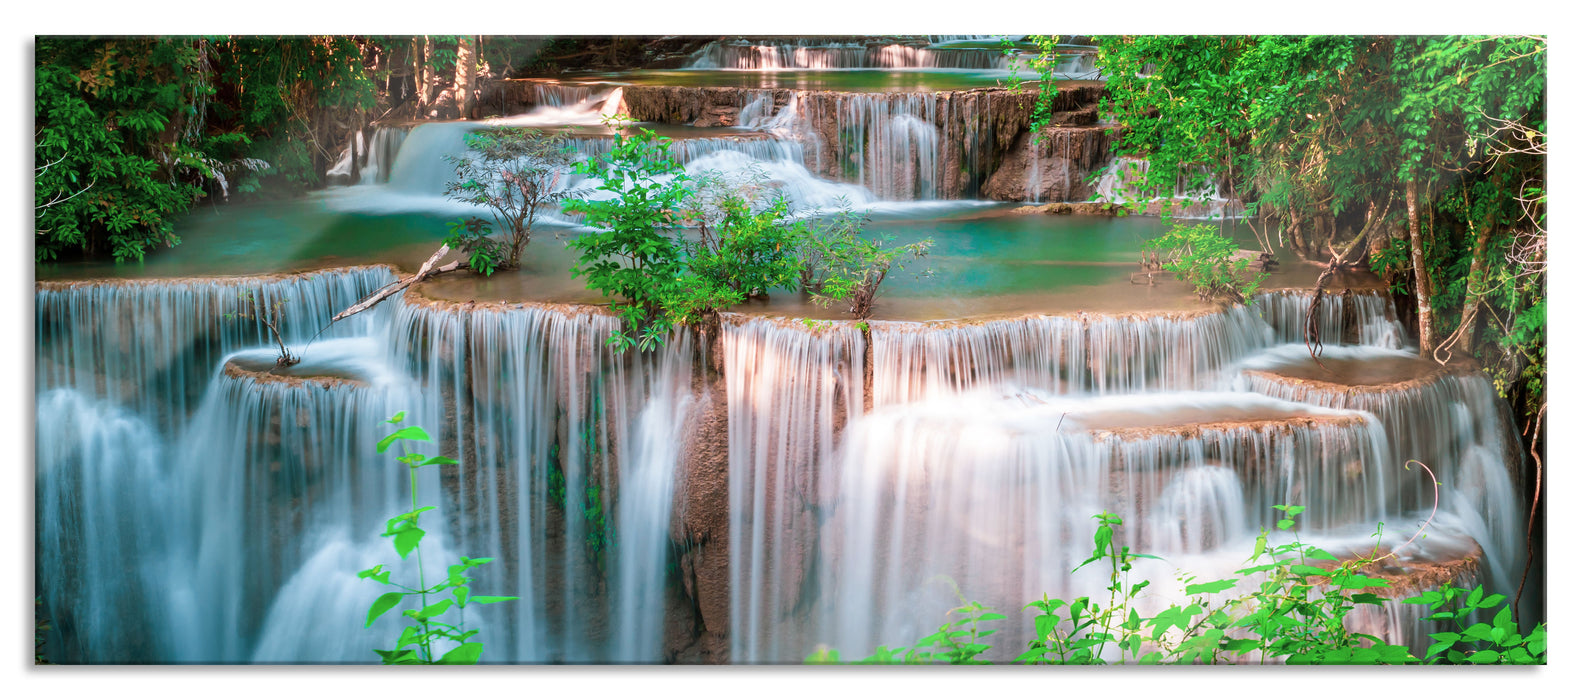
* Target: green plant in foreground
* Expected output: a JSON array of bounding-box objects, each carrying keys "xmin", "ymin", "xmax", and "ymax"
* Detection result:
[
  {"xmin": 1144, "ymin": 222, "xmax": 1266, "ymax": 305},
  {"xmin": 360, "ymin": 412, "xmax": 517, "ymax": 664},
  {"xmin": 813, "ymin": 499, "xmax": 1543, "ymax": 665}
]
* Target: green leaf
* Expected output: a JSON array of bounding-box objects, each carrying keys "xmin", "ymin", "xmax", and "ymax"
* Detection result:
[
  {"xmin": 1184, "ymin": 579, "xmax": 1238, "ymax": 595},
  {"xmin": 409, "ymin": 599, "xmax": 453, "ymax": 620},
  {"xmin": 1467, "ymin": 649, "xmax": 1501, "ymax": 664},
  {"xmin": 374, "ymin": 648, "xmax": 420, "ymax": 664},
  {"xmin": 420, "ymin": 455, "xmax": 460, "ymax": 466},
  {"xmin": 386, "ymin": 411, "xmax": 406, "ymax": 424},
  {"xmin": 438, "ymin": 642, "xmax": 483, "ymax": 665},
  {"xmin": 377, "ymin": 426, "xmax": 432, "ymax": 453},
  {"xmin": 366, "ymin": 591, "xmax": 404, "ymax": 628},
  {"xmin": 392, "ymin": 526, "xmax": 425, "ymax": 560},
  {"xmin": 470, "ymin": 595, "xmax": 519, "ymax": 605}
]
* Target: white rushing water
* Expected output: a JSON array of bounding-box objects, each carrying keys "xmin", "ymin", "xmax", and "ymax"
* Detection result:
[{"xmin": 37, "ymin": 267, "xmax": 1528, "ymax": 664}]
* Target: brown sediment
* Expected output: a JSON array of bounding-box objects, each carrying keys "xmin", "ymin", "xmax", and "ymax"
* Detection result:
[
  {"xmin": 674, "ymin": 341, "xmax": 732, "ymax": 663},
  {"xmin": 34, "ymin": 264, "xmax": 401, "ymax": 292},
  {"xmin": 221, "ymin": 358, "xmax": 366, "ymax": 390},
  {"xmin": 1242, "ymin": 360, "xmax": 1449, "ymax": 394},
  {"xmin": 1319, "ymin": 539, "xmax": 1484, "ymax": 599},
  {"xmin": 1084, "ymin": 412, "xmax": 1370, "ymax": 443}
]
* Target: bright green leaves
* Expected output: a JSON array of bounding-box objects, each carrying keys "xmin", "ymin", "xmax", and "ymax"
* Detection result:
[
  {"xmin": 437, "ymin": 643, "xmax": 483, "ymax": 665},
  {"xmin": 563, "ymin": 117, "xmax": 693, "ymax": 352},
  {"xmin": 1184, "ymin": 579, "xmax": 1238, "ymax": 596},
  {"xmin": 822, "ymin": 503, "xmax": 1534, "ymax": 666},
  {"xmin": 469, "ymin": 596, "xmax": 519, "ymax": 605},
  {"xmin": 360, "ymin": 414, "xmax": 514, "ymax": 664},
  {"xmin": 366, "ymin": 592, "xmax": 404, "ymax": 628},
  {"xmin": 376, "ymin": 426, "xmax": 431, "ymax": 454},
  {"xmin": 382, "ymin": 508, "xmax": 428, "ymax": 560},
  {"xmin": 564, "ymin": 119, "xmax": 932, "ymax": 347},
  {"xmin": 1143, "ymin": 223, "xmax": 1268, "ymax": 305},
  {"xmin": 357, "ymin": 564, "xmax": 392, "ymax": 585}
]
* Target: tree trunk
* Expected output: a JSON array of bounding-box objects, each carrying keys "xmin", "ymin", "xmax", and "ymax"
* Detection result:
[
  {"xmin": 1406, "ymin": 179, "xmax": 1436, "ymax": 355},
  {"xmin": 1285, "ymin": 207, "xmax": 1306, "ymax": 258},
  {"xmin": 1456, "ymin": 208, "xmax": 1498, "ymax": 354},
  {"xmin": 456, "ymin": 35, "xmax": 477, "ymax": 120},
  {"xmin": 417, "ymin": 36, "xmax": 434, "ymax": 114}
]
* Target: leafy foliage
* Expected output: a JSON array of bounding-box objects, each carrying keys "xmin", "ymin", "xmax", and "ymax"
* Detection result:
[
  {"xmin": 800, "ymin": 205, "xmax": 932, "ymax": 320},
  {"xmin": 563, "ymin": 119, "xmax": 693, "ymax": 351},
  {"xmin": 565, "ymin": 121, "xmax": 927, "ymax": 348},
  {"xmin": 1022, "ymin": 34, "xmax": 1546, "ymax": 426},
  {"xmin": 443, "ymin": 217, "xmax": 506, "ymax": 276},
  {"xmin": 679, "ymin": 169, "xmax": 808, "ymax": 303},
  {"xmin": 444, "ymin": 127, "xmax": 579, "ymax": 271},
  {"xmin": 35, "ymin": 38, "xmax": 211, "ymax": 262},
  {"xmin": 815, "ymin": 506, "xmax": 1542, "ymax": 666},
  {"xmin": 1144, "ymin": 223, "xmax": 1266, "ymax": 304},
  {"xmin": 361, "ymin": 413, "xmax": 517, "ymax": 665},
  {"xmin": 35, "ymin": 36, "xmax": 416, "ymax": 263}
]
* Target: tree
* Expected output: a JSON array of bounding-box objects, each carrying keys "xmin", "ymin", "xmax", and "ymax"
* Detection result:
[
  {"xmin": 35, "ymin": 38, "xmax": 212, "ymax": 262},
  {"xmin": 800, "ymin": 206, "xmax": 932, "ymax": 320},
  {"xmin": 454, "ymin": 35, "xmax": 477, "ymax": 120},
  {"xmin": 563, "ymin": 120, "xmax": 694, "ymax": 351},
  {"xmin": 1024, "ymin": 35, "xmax": 1543, "ymax": 365},
  {"xmin": 444, "ymin": 127, "xmax": 578, "ymax": 273},
  {"xmin": 679, "ymin": 168, "xmax": 808, "ymax": 301}
]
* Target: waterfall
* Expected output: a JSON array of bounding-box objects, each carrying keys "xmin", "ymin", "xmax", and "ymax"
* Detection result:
[
  {"xmin": 36, "ymin": 269, "xmax": 693, "ymax": 664},
  {"xmin": 36, "ymin": 389, "xmax": 176, "ymax": 663},
  {"xmin": 868, "ymin": 304, "xmax": 1275, "ymax": 404},
  {"xmin": 1255, "ymin": 289, "xmax": 1406, "ymax": 349},
  {"xmin": 360, "ymin": 126, "xmax": 411, "ymax": 185},
  {"xmin": 808, "ymin": 389, "xmax": 1395, "ymax": 661},
  {"xmin": 36, "ymin": 266, "xmax": 1530, "ymax": 663},
  {"xmin": 1092, "ymin": 156, "xmax": 1235, "ymax": 218},
  {"xmin": 824, "ymin": 93, "xmax": 942, "ymax": 200},
  {"xmin": 614, "ymin": 338, "xmax": 697, "ymax": 662},
  {"xmin": 722, "ymin": 316, "xmax": 864, "ymax": 663},
  {"xmin": 686, "ymin": 39, "xmax": 1016, "ymax": 71},
  {"xmin": 161, "ymin": 341, "xmax": 435, "ymax": 663},
  {"xmin": 36, "ymin": 268, "xmax": 396, "ymax": 428}
]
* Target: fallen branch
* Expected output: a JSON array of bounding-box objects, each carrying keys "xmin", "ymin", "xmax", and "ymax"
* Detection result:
[{"xmin": 332, "ymin": 245, "xmax": 462, "ymax": 324}]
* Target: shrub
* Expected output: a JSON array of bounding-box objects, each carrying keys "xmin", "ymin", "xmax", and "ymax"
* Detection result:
[
  {"xmin": 1144, "ymin": 222, "xmax": 1266, "ymax": 304},
  {"xmin": 445, "ymin": 127, "xmax": 578, "ymax": 273},
  {"xmin": 563, "ymin": 119, "xmax": 693, "ymax": 351},
  {"xmin": 800, "ymin": 205, "xmax": 932, "ymax": 320}
]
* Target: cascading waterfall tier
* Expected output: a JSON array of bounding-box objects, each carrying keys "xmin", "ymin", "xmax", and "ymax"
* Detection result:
[
  {"xmin": 36, "ymin": 271, "xmax": 697, "ymax": 664},
  {"xmin": 386, "ymin": 297, "xmax": 699, "ymax": 663},
  {"xmin": 868, "ymin": 305, "xmax": 1275, "ymax": 403},
  {"xmin": 716, "ymin": 296, "xmax": 1522, "ymax": 662},
  {"xmin": 37, "ymin": 268, "xmax": 1528, "ymax": 665},
  {"xmin": 620, "ymin": 85, "xmax": 1106, "ymax": 201},
  {"xmin": 687, "ymin": 39, "xmax": 1016, "ymax": 71},
  {"xmin": 720, "ymin": 315, "xmax": 864, "ymax": 663},
  {"xmin": 1232, "ymin": 344, "xmax": 1524, "ymax": 593},
  {"xmin": 36, "ymin": 267, "xmax": 396, "ymax": 428},
  {"xmin": 804, "ymin": 390, "xmax": 1410, "ymax": 661},
  {"xmin": 1255, "ymin": 289, "xmax": 1407, "ymax": 349}
]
